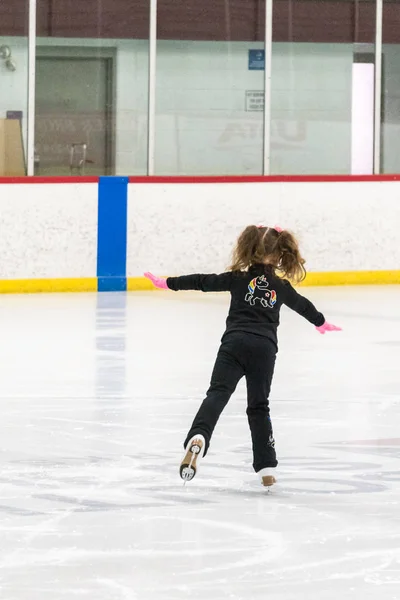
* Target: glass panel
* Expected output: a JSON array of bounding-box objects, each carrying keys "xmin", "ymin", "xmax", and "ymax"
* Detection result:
[
  {"xmin": 155, "ymin": 0, "xmax": 265, "ymax": 175},
  {"xmin": 271, "ymin": 0, "xmax": 376, "ymax": 175},
  {"xmin": 35, "ymin": 0, "xmax": 149, "ymax": 176},
  {"xmin": 382, "ymin": 1, "xmax": 400, "ymax": 173},
  {"xmin": 0, "ymin": 0, "xmax": 28, "ymax": 176}
]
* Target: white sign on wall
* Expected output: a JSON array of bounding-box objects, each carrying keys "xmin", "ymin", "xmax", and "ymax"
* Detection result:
[{"xmin": 245, "ymin": 90, "xmax": 264, "ymax": 112}]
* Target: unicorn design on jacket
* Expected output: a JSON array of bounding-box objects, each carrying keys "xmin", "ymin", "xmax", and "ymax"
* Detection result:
[{"xmin": 245, "ymin": 275, "xmax": 277, "ymax": 309}]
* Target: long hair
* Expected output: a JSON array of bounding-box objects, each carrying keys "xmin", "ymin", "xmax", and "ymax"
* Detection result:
[{"xmin": 229, "ymin": 225, "xmax": 306, "ymax": 283}]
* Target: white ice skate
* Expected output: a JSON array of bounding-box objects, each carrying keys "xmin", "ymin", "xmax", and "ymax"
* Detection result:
[
  {"xmin": 258, "ymin": 467, "xmax": 277, "ymax": 487},
  {"xmin": 180, "ymin": 435, "xmax": 205, "ymax": 482}
]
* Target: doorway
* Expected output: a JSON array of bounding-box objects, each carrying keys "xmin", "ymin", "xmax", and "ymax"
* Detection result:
[{"xmin": 35, "ymin": 50, "xmax": 115, "ymax": 176}]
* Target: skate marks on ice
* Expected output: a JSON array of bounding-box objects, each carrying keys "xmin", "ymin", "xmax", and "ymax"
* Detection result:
[
  {"xmin": 0, "ymin": 444, "xmax": 396, "ymax": 522},
  {"xmin": 1, "ymin": 458, "xmax": 400, "ymax": 600},
  {"xmin": 1, "ymin": 438, "xmax": 399, "ymax": 599}
]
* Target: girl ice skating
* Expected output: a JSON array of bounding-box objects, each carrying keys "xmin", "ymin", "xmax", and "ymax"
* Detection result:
[{"xmin": 145, "ymin": 225, "xmax": 340, "ymax": 487}]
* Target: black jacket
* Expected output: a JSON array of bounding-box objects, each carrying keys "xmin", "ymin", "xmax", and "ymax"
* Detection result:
[{"xmin": 167, "ymin": 264, "xmax": 325, "ymax": 347}]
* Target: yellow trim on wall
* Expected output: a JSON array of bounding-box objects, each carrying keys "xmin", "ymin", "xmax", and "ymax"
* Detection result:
[
  {"xmin": 127, "ymin": 277, "xmax": 157, "ymax": 291},
  {"xmin": 0, "ymin": 278, "xmax": 97, "ymax": 294},
  {"xmin": 1, "ymin": 271, "xmax": 400, "ymax": 294},
  {"xmin": 300, "ymin": 270, "xmax": 400, "ymax": 286}
]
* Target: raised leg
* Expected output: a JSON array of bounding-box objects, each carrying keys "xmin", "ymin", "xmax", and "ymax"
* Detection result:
[{"xmin": 184, "ymin": 338, "xmax": 244, "ymax": 454}]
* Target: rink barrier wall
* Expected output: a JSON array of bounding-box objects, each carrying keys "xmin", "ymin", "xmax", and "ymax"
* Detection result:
[{"xmin": 1, "ymin": 175, "xmax": 400, "ymax": 293}]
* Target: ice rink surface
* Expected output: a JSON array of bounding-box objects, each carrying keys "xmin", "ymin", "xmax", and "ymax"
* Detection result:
[{"xmin": 0, "ymin": 286, "xmax": 399, "ymax": 600}]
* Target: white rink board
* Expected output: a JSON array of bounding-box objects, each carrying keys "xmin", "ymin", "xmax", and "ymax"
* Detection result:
[
  {"xmin": 0, "ymin": 183, "xmax": 98, "ymax": 279},
  {"xmin": 127, "ymin": 181, "xmax": 400, "ymax": 276}
]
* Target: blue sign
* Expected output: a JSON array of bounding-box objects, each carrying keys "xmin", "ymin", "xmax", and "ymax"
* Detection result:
[{"xmin": 248, "ymin": 49, "xmax": 265, "ymax": 70}]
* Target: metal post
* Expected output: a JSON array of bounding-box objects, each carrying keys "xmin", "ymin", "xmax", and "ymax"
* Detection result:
[
  {"xmin": 147, "ymin": 0, "xmax": 157, "ymax": 175},
  {"xmin": 27, "ymin": 0, "xmax": 37, "ymax": 176},
  {"xmin": 374, "ymin": 0, "xmax": 383, "ymax": 174},
  {"xmin": 263, "ymin": 0, "xmax": 273, "ymax": 175}
]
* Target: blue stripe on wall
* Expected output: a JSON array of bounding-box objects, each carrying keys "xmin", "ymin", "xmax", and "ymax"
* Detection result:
[{"xmin": 97, "ymin": 177, "xmax": 128, "ymax": 292}]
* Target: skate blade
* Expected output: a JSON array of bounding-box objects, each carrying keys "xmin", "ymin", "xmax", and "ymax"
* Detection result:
[{"xmin": 181, "ymin": 466, "xmax": 195, "ymax": 485}]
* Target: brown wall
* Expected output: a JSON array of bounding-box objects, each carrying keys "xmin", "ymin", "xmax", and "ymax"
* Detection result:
[
  {"xmin": 0, "ymin": 0, "xmax": 28, "ymax": 35},
  {"xmin": 1, "ymin": 0, "xmax": 399, "ymax": 43}
]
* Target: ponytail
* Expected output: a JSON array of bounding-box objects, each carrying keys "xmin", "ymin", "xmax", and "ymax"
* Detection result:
[{"xmin": 274, "ymin": 230, "xmax": 306, "ymax": 283}]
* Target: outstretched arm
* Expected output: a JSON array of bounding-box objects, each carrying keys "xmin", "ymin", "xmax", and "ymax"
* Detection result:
[
  {"xmin": 282, "ymin": 281, "xmax": 341, "ymax": 334},
  {"xmin": 144, "ymin": 272, "xmax": 232, "ymax": 292}
]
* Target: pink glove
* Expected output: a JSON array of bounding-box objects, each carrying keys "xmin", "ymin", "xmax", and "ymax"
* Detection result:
[
  {"xmin": 316, "ymin": 322, "xmax": 342, "ymax": 335},
  {"xmin": 144, "ymin": 272, "xmax": 169, "ymax": 290}
]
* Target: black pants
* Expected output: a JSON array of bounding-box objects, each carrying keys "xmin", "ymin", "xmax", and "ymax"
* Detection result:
[{"xmin": 184, "ymin": 331, "xmax": 277, "ymax": 472}]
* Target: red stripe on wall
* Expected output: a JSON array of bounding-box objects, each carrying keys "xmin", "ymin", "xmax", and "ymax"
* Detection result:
[
  {"xmin": 0, "ymin": 177, "xmax": 99, "ymax": 184},
  {"xmin": 128, "ymin": 175, "xmax": 400, "ymax": 184},
  {"xmin": 1, "ymin": 175, "xmax": 399, "ymax": 185}
]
